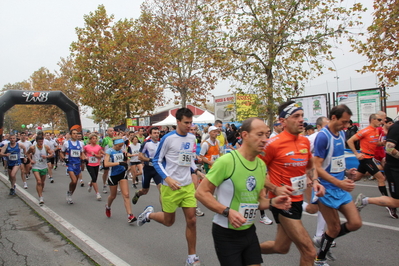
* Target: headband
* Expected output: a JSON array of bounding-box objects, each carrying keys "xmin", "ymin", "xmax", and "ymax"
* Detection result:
[
  {"xmin": 279, "ymin": 103, "xmax": 303, "ymax": 119},
  {"xmin": 114, "ymin": 139, "xmax": 124, "ymax": 145}
]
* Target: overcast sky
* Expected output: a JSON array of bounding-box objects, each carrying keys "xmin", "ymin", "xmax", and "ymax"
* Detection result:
[{"xmin": 1, "ymin": 0, "xmax": 397, "ymax": 128}]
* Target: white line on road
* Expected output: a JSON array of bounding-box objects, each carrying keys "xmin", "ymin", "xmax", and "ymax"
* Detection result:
[{"xmin": 0, "ymin": 173, "xmax": 130, "ymax": 266}]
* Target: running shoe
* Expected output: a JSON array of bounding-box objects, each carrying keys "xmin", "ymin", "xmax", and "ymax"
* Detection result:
[
  {"xmin": 132, "ymin": 192, "xmax": 140, "ymax": 205},
  {"xmin": 49, "ymin": 177, "xmax": 54, "ymax": 183},
  {"xmin": 39, "ymin": 197, "xmax": 44, "ymax": 206},
  {"xmin": 117, "ymin": 188, "xmax": 121, "ymax": 194},
  {"xmin": 314, "ymin": 259, "xmax": 330, "ymax": 266},
  {"xmin": 137, "ymin": 205, "xmax": 154, "ymax": 226},
  {"xmin": 128, "ymin": 214, "xmax": 137, "ymax": 223},
  {"xmin": 133, "ymin": 183, "xmax": 137, "ymax": 189},
  {"xmin": 87, "ymin": 182, "xmax": 92, "ymax": 193},
  {"xmin": 105, "ymin": 206, "xmax": 111, "ymax": 218},
  {"xmin": 80, "ymin": 180, "xmax": 84, "ymax": 187},
  {"xmin": 24, "ymin": 182, "xmax": 28, "ymax": 189},
  {"xmin": 185, "ymin": 256, "xmax": 201, "ymax": 266},
  {"xmin": 196, "ymin": 207, "xmax": 205, "ymax": 217},
  {"xmin": 66, "ymin": 191, "xmax": 73, "ymax": 204},
  {"xmin": 103, "ymin": 185, "xmax": 108, "ymax": 194},
  {"xmin": 355, "ymin": 193, "xmax": 367, "ymax": 212},
  {"xmin": 386, "ymin": 207, "xmax": 398, "ymax": 219},
  {"xmin": 54, "ymin": 165, "xmax": 57, "ymax": 170},
  {"xmin": 312, "ymin": 236, "xmax": 336, "ymax": 261},
  {"xmin": 9, "ymin": 188, "xmax": 15, "ymax": 195},
  {"xmin": 259, "ymin": 215, "xmax": 273, "ymax": 225},
  {"xmin": 26, "ymin": 174, "xmax": 29, "ymax": 180},
  {"xmin": 96, "ymin": 193, "xmax": 102, "ymax": 201}
]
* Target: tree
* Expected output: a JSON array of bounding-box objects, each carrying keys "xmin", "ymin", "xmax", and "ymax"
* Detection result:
[
  {"xmin": 202, "ymin": 0, "xmax": 365, "ymax": 125},
  {"xmin": 70, "ymin": 5, "xmax": 164, "ymax": 124},
  {"xmin": 139, "ymin": 0, "xmax": 227, "ymax": 107},
  {"xmin": 351, "ymin": 0, "xmax": 399, "ymax": 86}
]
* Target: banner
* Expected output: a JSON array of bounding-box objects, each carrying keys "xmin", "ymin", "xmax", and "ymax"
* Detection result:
[
  {"xmin": 214, "ymin": 94, "xmax": 235, "ymax": 122},
  {"xmin": 139, "ymin": 117, "xmax": 150, "ymax": 126},
  {"xmin": 236, "ymin": 94, "xmax": 259, "ymax": 121},
  {"xmin": 126, "ymin": 118, "xmax": 138, "ymax": 127},
  {"xmin": 291, "ymin": 94, "xmax": 329, "ymax": 124}
]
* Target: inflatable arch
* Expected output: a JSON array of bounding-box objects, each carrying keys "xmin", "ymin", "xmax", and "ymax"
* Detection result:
[{"xmin": 0, "ymin": 90, "xmax": 81, "ymax": 135}]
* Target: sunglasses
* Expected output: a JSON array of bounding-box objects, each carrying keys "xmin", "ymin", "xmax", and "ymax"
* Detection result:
[{"xmin": 377, "ymin": 118, "xmax": 382, "ymax": 121}]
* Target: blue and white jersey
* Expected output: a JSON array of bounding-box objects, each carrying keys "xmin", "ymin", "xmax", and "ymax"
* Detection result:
[
  {"xmin": 62, "ymin": 140, "xmax": 83, "ymax": 165},
  {"xmin": 5, "ymin": 143, "xmax": 21, "ymax": 166},
  {"xmin": 106, "ymin": 148, "xmax": 125, "ymax": 176},
  {"xmin": 140, "ymin": 139, "xmax": 159, "ymax": 166},
  {"xmin": 314, "ymin": 126, "xmax": 346, "ymax": 190},
  {"xmin": 153, "ymin": 131, "xmax": 196, "ymax": 186}
]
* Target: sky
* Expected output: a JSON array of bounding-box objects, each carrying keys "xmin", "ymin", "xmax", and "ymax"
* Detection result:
[{"xmin": 1, "ymin": 0, "xmax": 397, "ymax": 128}]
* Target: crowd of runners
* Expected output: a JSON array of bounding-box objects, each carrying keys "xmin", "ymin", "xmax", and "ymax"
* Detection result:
[{"xmin": 1, "ymin": 103, "xmax": 398, "ymax": 266}]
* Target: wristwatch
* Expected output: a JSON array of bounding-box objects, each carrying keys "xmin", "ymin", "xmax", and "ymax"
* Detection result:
[{"xmin": 222, "ymin": 207, "xmax": 230, "ymax": 217}]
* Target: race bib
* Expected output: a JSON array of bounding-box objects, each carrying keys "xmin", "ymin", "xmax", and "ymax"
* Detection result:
[
  {"xmin": 89, "ymin": 156, "xmax": 99, "ymax": 164},
  {"xmin": 70, "ymin": 150, "xmax": 81, "ymax": 158},
  {"xmin": 290, "ymin": 175, "xmax": 307, "ymax": 196},
  {"xmin": 178, "ymin": 151, "xmax": 192, "ymax": 167},
  {"xmin": 238, "ymin": 203, "xmax": 259, "ymax": 226},
  {"xmin": 330, "ymin": 155, "xmax": 346, "ymax": 173},
  {"xmin": 211, "ymin": 155, "xmax": 220, "ymax": 161},
  {"xmin": 38, "ymin": 158, "xmax": 44, "ymax": 163},
  {"xmin": 9, "ymin": 154, "xmax": 18, "ymax": 161},
  {"xmin": 114, "ymin": 153, "xmax": 124, "ymax": 162}
]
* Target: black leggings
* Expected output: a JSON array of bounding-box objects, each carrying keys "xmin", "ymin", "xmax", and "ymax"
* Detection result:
[
  {"xmin": 385, "ymin": 164, "xmax": 399, "ymax": 199},
  {"xmin": 86, "ymin": 165, "xmax": 99, "ymax": 183}
]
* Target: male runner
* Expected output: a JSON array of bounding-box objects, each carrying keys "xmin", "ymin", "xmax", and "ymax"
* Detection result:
[
  {"xmin": 131, "ymin": 127, "xmax": 161, "ymax": 205},
  {"xmin": 196, "ymin": 117, "xmax": 291, "ymax": 266},
  {"xmin": 60, "ymin": 129, "xmax": 86, "ymax": 204},
  {"xmin": 259, "ymin": 101, "xmax": 325, "ymax": 266},
  {"xmin": 0, "ymin": 134, "xmax": 26, "ymax": 195},
  {"xmin": 100, "ymin": 127, "xmax": 114, "ymax": 193},
  {"xmin": 347, "ymin": 113, "xmax": 394, "ymax": 217},
  {"xmin": 355, "ymin": 116, "xmax": 399, "ymax": 214},
  {"xmin": 45, "ymin": 133, "xmax": 58, "ymax": 183},
  {"xmin": 18, "ymin": 132, "xmax": 32, "ymax": 188},
  {"xmin": 137, "ymin": 108, "xmax": 205, "ymax": 266},
  {"xmin": 199, "ymin": 126, "xmax": 220, "ymax": 173},
  {"xmin": 313, "ymin": 105, "xmax": 362, "ymax": 266}
]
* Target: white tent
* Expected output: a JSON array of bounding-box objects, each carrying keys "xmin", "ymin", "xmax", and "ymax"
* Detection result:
[
  {"xmin": 193, "ymin": 110, "xmax": 215, "ymax": 124},
  {"xmin": 152, "ymin": 113, "xmax": 177, "ymax": 126}
]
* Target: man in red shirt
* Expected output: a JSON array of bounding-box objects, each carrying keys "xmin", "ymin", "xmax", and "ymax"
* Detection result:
[
  {"xmin": 347, "ymin": 114, "xmax": 395, "ymax": 218},
  {"xmin": 259, "ymin": 101, "xmax": 325, "ymax": 266}
]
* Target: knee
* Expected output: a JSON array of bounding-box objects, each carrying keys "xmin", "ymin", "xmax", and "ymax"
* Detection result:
[
  {"xmin": 186, "ymin": 216, "xmax": 197, "ymax": 228},
  {"xmin": 122, "ymin": 192, "xmax": 129, "ymax": 199},
  {"xmin": 274, "ymin": 246, "xmax": 290, "ymax": 254},
  {"xmin": 164, "ymin": 218, "xmax": 175, "ymax": 227},
  {"xmin": 348, "ymin": 220, "xmax": 362, "ymax": 232}
]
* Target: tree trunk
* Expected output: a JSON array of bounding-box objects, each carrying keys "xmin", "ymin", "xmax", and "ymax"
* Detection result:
[{"xmin": 181, "ymin": 88, "xmax": 187, "ymax": 108}]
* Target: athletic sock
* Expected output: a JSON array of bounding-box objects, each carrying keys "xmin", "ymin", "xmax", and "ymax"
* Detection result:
[
  {"xmin": 316, "ymin": 233, "xmax": 334, "ymax": 260},
  {"xmin": 337, "ymin": 222, "xmax": 351, "ymax": 237},
  {"xmin": 315, "ymin": 211, "xmax": 326, "ymax": 237},
  {"xmin": 260, "ymin": 209, "xmax": 265, "ymax": 217},
  {"xmin": 187, "ymin": 254, "xmax": 197, "ymax": 263},
  {"xmin": 378, "ymin": 186, "xmax": 388, "ymax": 196},
  {"xmin": 362, "ymin": 197, "xmax": 369, "ymax": 205}
]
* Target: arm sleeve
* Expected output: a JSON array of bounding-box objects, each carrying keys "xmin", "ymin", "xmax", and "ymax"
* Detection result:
[{"xmin": 314, "ymin": 132, "xmax": 329, "ymax": 159}]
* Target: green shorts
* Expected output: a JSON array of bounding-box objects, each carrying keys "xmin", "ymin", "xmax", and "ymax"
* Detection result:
[
  {"xmin": 32, "ymin": 168, "xmax": 48, "ymax": 176},
  {"xmin": 161, "ymin": 182, "xmax": 197, "ymax": 213}
]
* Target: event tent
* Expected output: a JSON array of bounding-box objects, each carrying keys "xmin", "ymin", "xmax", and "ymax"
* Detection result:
[
  {"xmin": 193, "ymin": 110, "xmax": 215, "ymax": 124},
  {"xmin": 152, "ymin": 113, "xmax": 177, "ymax": 126}
]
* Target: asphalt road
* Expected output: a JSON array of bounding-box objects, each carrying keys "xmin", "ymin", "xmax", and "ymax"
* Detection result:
[{"xmin": 2, "ymin": 164, "xmax": 399, "ymax": 266}]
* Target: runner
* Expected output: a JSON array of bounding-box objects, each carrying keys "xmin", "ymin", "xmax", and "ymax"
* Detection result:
[
  {"xmin": 127, "ymin": 136, "xmax": 142, "ymax": 188},
  {"xmin": 83, "ymin": 133, "xmax": 105, "ymax": 201},
  {"xmin": 26, "ymin": 135, "xmax": 53, "ymax": 205},
  {"xmin": 355, "ymin": 116, "xmax": 399, "ymax": 215},
  {"xmin": 195, "ymin": 117, "xmax": 291, "ymax": 266},
  {"xmin": 270, "ymin": 121, "xmax": 283, "ymax": 138},
  {"xmin": 44, "ymin": 132, "xmax": 58, "ymax": 183},
  {"xmin": 131, "ymin": 127, "xmax": 162, "ymax": 205},
  {"xmin": 60, "ymin": 129, "xmax": 86, "ymax": 204},
  {"xmin": 313, "ymin": 104, "xmax": 362, "ymax": 266},
  {"xmin": 346, "ymin": 113, "xmax": 393, "ymax": 216},
  {"xmin": 100, "ymin": 128, "xmax": 114, "ymax": 194},
  {"xmin": 0, "ymin": 134, "xmax": 26, "ymax": 195},
  {"xmin": 136, "ymin": 128, "xmax": 146, "ymax": 143},
  {"xmin": 17, "ymin": 132, "xmax": 32, "ymax": 189},
  {"xmin": 137, "ymin": 107, "xmax": 205, "ymax": 266},
  {"xmin": 199, "ymin": 126, "xmax": 220, "ymax": 174},
  {"xmin": 77, "ymin": 132, "xmax": 86, "ymax": 186},
  {"xmin": 104, "ymin": 137, "xmax": 136, "ymax": 224},
  {"xmin": 258, "ymin": 101, "xmax": 325, "ymax": 266}
]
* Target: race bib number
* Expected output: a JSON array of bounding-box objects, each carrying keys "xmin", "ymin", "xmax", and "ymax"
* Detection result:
[
  {"xmin": 178, "ymin": 151, "xmax": 192, "ymax": 167},
  {"xmin": 290, "ymin": 175, "xmax": 307, "ymax": 196},
  {"xmin": 114, "ymin": 153, "xmax": 124, "ymax": 162},
  {"xmin": 9, "ymin": 154, "xmax": 18, "ymax": 161},
  {"xmin": 238, "ymin": 203, "xmax": 259, "ymax": 226},
  {"xmin": 38, "ymin": 158, "xmax": 44, "ymax": 163},
  {"xmin": 211, "ymin": 155, "xmax": 220, "ymax": 162},
  {"xmin": 331, "ymin": 155, "xmax": 346, "ymax": 173},
  {"xmin": 89, "ymin": 156, "xmax": 99, "ymax": 164},
  {"xmin": 70, "ymin": 150, "xmax": 81, "ymax": 158}
]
